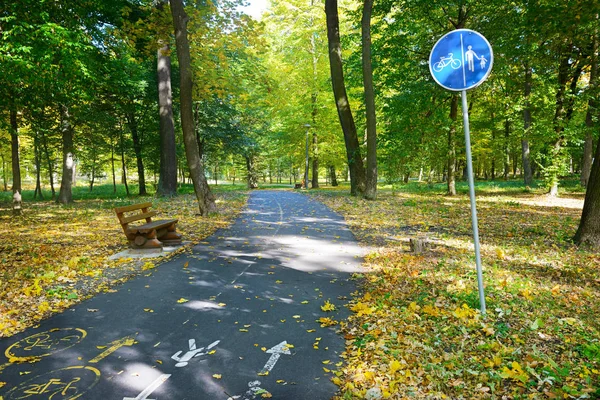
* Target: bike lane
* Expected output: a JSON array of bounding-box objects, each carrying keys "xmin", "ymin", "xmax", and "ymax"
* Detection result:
[{"xmin": 0, "ymin": 191, "xmax": 364, "ymax": 400}]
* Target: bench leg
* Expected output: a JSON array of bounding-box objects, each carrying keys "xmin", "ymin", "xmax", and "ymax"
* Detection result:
[
  {"xmin": 130, "ymin": 231, "xmax": 163, "ymax": 249},
  {"xmin": 159, "ymin": 224, "xmax": 182, "ymax": 246}
]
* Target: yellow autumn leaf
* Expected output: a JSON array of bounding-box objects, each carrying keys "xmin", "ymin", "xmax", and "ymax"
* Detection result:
[
  {"xmin": 142, "ymin": 262, "xmax": 155, "ymax": 270},
  {"xmin": 390, "ymin": 360, "xmax": 402, "ymax": 374},
  {"xmin": 321, "ymin": 300, "xmax": 336, "ymax": 312}
]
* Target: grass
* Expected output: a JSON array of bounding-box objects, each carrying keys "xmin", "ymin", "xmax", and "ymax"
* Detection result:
[{"xmin": 306, "ymin": 180, "xmax": 599, "ymax": 399}]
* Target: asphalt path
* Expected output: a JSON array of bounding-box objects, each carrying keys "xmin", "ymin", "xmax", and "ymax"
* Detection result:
[{"xmin": 0, "ymin": 190, "xmax": 364, "ymax": 400}]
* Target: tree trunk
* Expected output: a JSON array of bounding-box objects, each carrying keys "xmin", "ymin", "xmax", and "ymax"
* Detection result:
[
  {"xmin": 325, "ymin": 0, "xmax": 366, "ymax": 196},
  {"xmin": 504, "ymin": 118, "xmax": 511, "ymax": 180},
  {"xmin": 170, "ymin": 0, "xmax": 216, "ymax": 215},
  {"xmin": 310, "ymin": 15, "xmax": 320, "ymax": 190},
  {"xmin": 330, "ymin": 165, "xmax": 338, "ymax": 186},
  {"xmin": 127, "ymin": 111, "xmax": 146, "ymax": 195},
  {"xmin": 311, "ymin": 130, "xmax": 319, "ymax": 189},
  {"xmin": 34, "ymin": 133, "xmax": 44, "ymax": 200},
  {"xmin": 157, "ymin": 42, "xmax": 178, "ymax": 196},
  {"xmin": 447, "ymin": 95, "xmax": 458, "ymax": 195},
  {"xmin": 10, "ymin": 108, "xmax": 21, "ymax": 194},
  {"xmin": 111, "ymin": 140, "xmax": 117, "ymax": 193},
  {"xmin": 245, "ymin": 155, "xmax": 258, "ymax": 189},
  {"xmin": 362, "ymin": 0, "xmax": 377, "ymax": 200},
  {"xmin": 522, "ymin": 63, "xmax": 534, "ymax": 186},
  {"xmin": 574, "ymin": 132, "xmax": 600, "ymax": 248},
  {"xmin": 548, "ymin": 52, "xmax": 573, "ymax": 196},
  {"xmin": 1, "ymin": 153, "xmax": 7, "ymax": 191},
  {"xmin": 41, "ymin": 132, "xmax": 56, "ymax": 199},
  {"xmin": 582, "ymin": 26, "xmax": 598, "ymax": 187},
  {"xmin": 90, "ymin": 161, "xmax": 95, "ymax": 192},
  {"xmin": 57, "ymin": 104, "xmax": 74, "ymax": 204},
  {"xmin": 120, "ymin": 127, "xmax": 130, "ymax": 196}
]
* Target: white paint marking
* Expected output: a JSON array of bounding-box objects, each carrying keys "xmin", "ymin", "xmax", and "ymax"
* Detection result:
[
  {"xmin": 123, "ymin": 373, "xmax": 171, "ymax": 400},
  {"xmin": 259, "ymin": 341, "xmax": 291, "ymax": 375},
  {"xmin": 171, "ymin": 339, "xmax": 220, "ymax": 367},
  {"xmin": 227, "ymin": 380, "xmax": 265, "ymax": 400}
]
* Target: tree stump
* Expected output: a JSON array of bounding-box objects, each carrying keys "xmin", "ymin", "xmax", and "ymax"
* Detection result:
[{"xmin": 409, "ymin": 236, "xmax": 430, "ymax": 254}]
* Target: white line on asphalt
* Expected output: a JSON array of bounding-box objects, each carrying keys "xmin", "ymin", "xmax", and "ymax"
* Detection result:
[
  {"xmin": 259, "ymin": 341, "xmax": 291, "ymax": 375},
  {"xmin": 123, "ymin": 373, "xmax": 171, "ymax": 400}
]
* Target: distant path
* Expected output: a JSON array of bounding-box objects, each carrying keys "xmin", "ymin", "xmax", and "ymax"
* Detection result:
[{"xmin": 0, "ymin": 190, "xmax": 364, "ymax": 400}]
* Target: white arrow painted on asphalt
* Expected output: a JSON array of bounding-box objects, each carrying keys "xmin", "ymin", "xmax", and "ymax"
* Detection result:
[
  {"xmin": 259, "ymin": 341, "xmax": 291, "ymax": 375},
  {"xmin": 123, "ymin": 373, "xmax": 171, "ymax": 400}
]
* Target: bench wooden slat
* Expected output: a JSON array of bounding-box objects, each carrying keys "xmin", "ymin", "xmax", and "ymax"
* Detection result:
[
  {"xmin": 126, "ymin": 219, "xmax": 178, "ymax": 234},
  {"xmin": 120, "ymin": 211, "xmax": 158, "ymax": 224},
  {"xmin": 114, "ymin": 202, "xmax": 153, "ymax": 214}
]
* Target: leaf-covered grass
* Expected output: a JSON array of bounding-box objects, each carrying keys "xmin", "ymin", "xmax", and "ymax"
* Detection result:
[
  {"xmin": 0, "ymin": 184, "xmax": 248, "ymax": 337},
  {"xmin": 309, "ymin": 182, "xmax": 600, "ymax": 399}
]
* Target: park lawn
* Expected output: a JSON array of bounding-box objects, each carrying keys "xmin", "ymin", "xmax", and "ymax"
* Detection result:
[
  {"xmin": 0, "ymin": 185, "xmax": 248, "ymax": 338},
  {"xmin": 310, "ymin": 183, "xmax": 600, "ymax": 399}
]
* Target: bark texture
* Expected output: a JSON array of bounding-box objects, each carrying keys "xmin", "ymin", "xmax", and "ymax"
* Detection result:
[
  {"xmin": 362, "ymin": 0, "xmax": 377, "ymax": 200},
  {"xmin": 447, "ymin": 95, "xmax": 458, "ymax": 196},
  {"xmin": 325, "ymin": 0, "xmax": 366, "ymax": 196},
  {"xmin": 170, "ymin": 0, "xmax": 216, "ymax": 215},
  {"xmin": 582, "ymin": 27, "xmax": 598, "ymax": 187},
  {"xmin": 157, "ymin": 43, "xmax": 178, "ymax": 196},
  {"xmin": 574, "ymin": 135, "xmax": 600, "ymax": 248},
  {"xmin": 127, "ymin": 111, "xmax": 146, "ymax": 195},
  {"xmin": 10, "ymin": 108, "xmax": 21, "ymax": 194}
]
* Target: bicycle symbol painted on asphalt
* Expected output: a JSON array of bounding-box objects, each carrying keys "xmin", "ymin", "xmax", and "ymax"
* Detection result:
[
  {"xmin": 4, "ymin": 365, "xmax": 100, "ymax": 400},
  {"xmin": 5, "ymin": 328, "xmax": 87, "ymax": 359},
  {"xmin": 433, "ymin": 53, "xmax": 461, "ymax": 72}
]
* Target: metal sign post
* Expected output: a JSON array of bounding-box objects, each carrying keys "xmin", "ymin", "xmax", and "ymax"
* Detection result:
[{"xmin": 429, "ymin": 29, "xmax": 493, "ymax": 315}]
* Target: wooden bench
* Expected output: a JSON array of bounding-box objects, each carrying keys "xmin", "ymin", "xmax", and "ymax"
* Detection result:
[{"xmin": 114, "ymin": 202, "xmax": 182, "ymax": 249}]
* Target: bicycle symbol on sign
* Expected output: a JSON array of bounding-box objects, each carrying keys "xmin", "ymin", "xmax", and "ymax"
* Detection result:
[{"xmin": 433, "ymin": 53, "xmax": 461, "ymax": 72}]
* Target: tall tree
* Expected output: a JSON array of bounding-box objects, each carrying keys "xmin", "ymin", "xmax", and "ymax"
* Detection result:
[
  {"xmin": 170, "ymin": 0, "xmax": 216, "ymax": 215},
  {"xmin": 9, "ymin": 107, "xmax": 21, "ymax": 194},
  {"xmin": 325, "ymin": 0, "xmax": 366, "ymax": 196},
  {"xmin": 362, "ymin": 0, "xmax": 377, "ymax": 200},
  {"xmin": 57, "ymin": 105, "xmax": 75, "ymax": 204},
  {"xmin": 157, "ymin": 43, "xmax": 178, "ymax": 196},
  {"xmin": 581, "ymin": 20, "xmax": 598, "ymax": 187},
  {"xmin": 574, "ymin": 128, "xmax": 600, "ymax": 249}
]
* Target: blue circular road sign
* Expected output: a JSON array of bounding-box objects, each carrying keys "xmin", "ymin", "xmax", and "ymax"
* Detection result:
[{"xmin": 429, "ymin": 29, "xmax": 493, "ymax": 91}]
